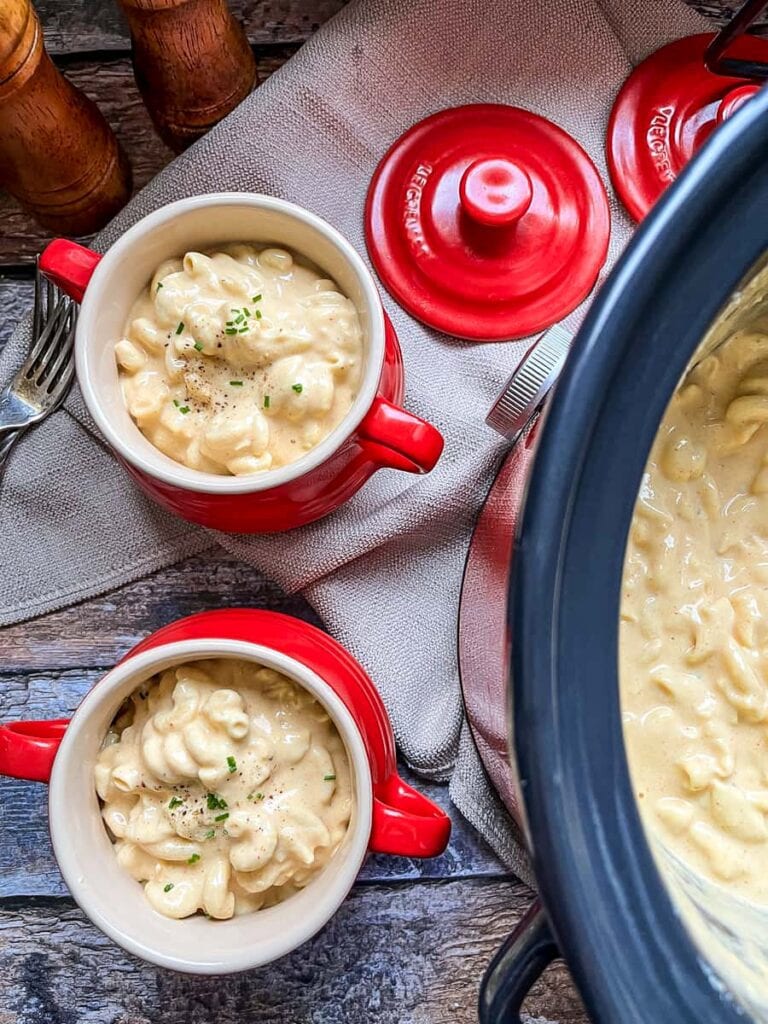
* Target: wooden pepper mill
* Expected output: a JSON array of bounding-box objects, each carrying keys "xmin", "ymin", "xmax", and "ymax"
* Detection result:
[
  {"xmin": 0, "ymin": 0, "xmax": 131, "ymax": 235},
  {"xmin": 116, "ymin": 0, "xmax": 258, "ymax": 153}
]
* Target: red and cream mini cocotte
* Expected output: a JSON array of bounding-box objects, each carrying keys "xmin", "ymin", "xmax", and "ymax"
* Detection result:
[
  {"xmin": 0, "ymin": 610, "xmax": 450, "ymax": 973},
  {"xmin": 39, "ymin": 193, "xmax": 444, "ymax": 533}
]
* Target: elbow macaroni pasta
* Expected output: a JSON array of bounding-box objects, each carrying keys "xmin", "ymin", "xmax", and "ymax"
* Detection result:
[
  {"xmin": 95, "ymin": 659, "xmax": 352, "ymax": 919},
  {"xmin": 621, "ymin": 328, "xmax": 768, "ymax": 900},
  {"xmin": 115, "ymin": 246, "xmax": 364, "ymax": 475}
]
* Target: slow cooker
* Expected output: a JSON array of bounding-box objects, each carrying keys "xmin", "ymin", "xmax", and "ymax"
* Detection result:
[{"xmin": 466, "ymin": 60, "xmax": 768, "ymax": 1024}]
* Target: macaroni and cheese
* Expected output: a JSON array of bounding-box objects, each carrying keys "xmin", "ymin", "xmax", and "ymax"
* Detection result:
[
  {"xmin": 621, "ymin": 328, "xmax": 768, "ymax": 902},
  {"xmin": 115, "ymin": 246, "xmax": 363, "ymax": 475},
  {"xmin": 95, "ymin": 658, "xmax": 352, "ymax": 919}
]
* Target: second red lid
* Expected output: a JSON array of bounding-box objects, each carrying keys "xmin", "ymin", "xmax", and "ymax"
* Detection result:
[
  {"xmin": 607, "ymin": 34, "xmax": 766, "ymax": 222},
  {"xmin": 365, "ymin": 104, "xmax": 610, "ymax": 342}
]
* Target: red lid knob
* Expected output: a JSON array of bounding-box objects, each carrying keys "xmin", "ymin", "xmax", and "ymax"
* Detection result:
[
  {"xmin": 717, "ymin": 83, "xmax": 761, "ymax": 124},
  {"xmin": 459, "ymin": 158, "xmax": 533, "ymax": 227}
]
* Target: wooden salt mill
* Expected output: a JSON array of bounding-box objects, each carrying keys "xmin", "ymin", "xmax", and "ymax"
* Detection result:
[
  {"xmin": 116, "ymin": 0, "xmax": 258, "ymax": 153},
  {"xmin": 0, "ymin": 0, "xmax": 131, "ymax": 235}
]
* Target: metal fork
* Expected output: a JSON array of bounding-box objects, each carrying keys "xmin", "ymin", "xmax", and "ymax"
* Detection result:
[{"xmin": 0, "ymin": 261, "xmax": 76, "ymax": 482}]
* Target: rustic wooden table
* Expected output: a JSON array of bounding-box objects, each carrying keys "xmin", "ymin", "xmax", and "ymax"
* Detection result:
[{"xmin": 0, "ymin": 1, "xmax": 744, "ymax": 1021}]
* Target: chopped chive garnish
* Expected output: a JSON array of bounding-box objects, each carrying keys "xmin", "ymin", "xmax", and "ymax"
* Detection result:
[
  {"xmin": 235, "ymin": 314, "xmax": 245, "ymax": 324},
  {"xmin": 205, "ymin": 828, "xmax": 215, "ymax": 839},
  {"xmin": 251, "ymin": 294, "xmax": 262, "ymax": 303},
  {"xmin": 194, "ymin": 341, "xmax": 204, "ymax": 352},
  {"xmin": 175, "ymin": 322, "xmax": 184, "ymax": 335},
  {"xmin": 255, "ymin": 310, "xmax": 263, "ymax": 320},
  {"xmin": 157, "ymin": 282, "xmax": 163, "ymax": 291},
  {"xmin": 324, "ymin": 774, "xmax": 336, "ymax": 781},
  {"xmin": 169, "ymin": 796, "xmax": 183, "ymax": 809},
  {"xmin": 188, "ymin": 853, "xmax": 201, "ymax": 864},
  {"xmin": 243, "ymin": 307, "xmax": 251, "ymax": 316},
  {"xmin": 227, "ymin": 756, "xmax": 237, "ymax": 773},
  {"xmin": 229, "ymin": 380, "xmax": 243, "ymax": 387},
  {"xmin": 163, "ymin": 883, "xmax": 174, "ymax": 893},
  {"xmin": 179, "ymin": 406, "xmax": 190, "ymax": 415},
  {"xmin": 225, "ymin": 328, "xmax": 237, "ymax": 335},
  {"xmin": 238, "ymin": 327, "xmax": 248, "ymax": 334},
  {"xmin": 263, "ymin": 395, "xmax": 270, "ymax": 409},
  {"xmin": 214, "ymin": 812, "xmax": 229, "ymax": 823},
  {"xmin": 292, "ymin": 383, "xmax": 303, "ymax": 394},
  {"xmin": 173, "ymin": 399, "xmax": 181, "ymax": 408},
  {"xmin": 226, "ymin": 321, "xmax": 234, "ymax": 326},
  {"xmin": 256, "ymin": 792, "xmax": 265, "ymax": 800},
  {"xmin": 206, "ymin": 793, "xmax": 227, "ymax": 810}
]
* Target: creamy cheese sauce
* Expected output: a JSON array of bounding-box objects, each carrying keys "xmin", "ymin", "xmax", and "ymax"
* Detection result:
[
  {"xmin": 621, "ymin": 328, "xmax": 768, "ymax": 902},
  {"xmin": 95, "ymin": 659, "xmax": 352, "ymax": 919},
  {"xmin": 115, "ymin": 246, "xmax": 363, "ymax": 475}
]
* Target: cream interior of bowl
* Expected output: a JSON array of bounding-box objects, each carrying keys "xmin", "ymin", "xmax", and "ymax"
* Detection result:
[
  {"xmin": 48, "ymin": 639, "xmax": 372, "ymax": 974},
  {"xmin": 619, "ymin": 254, "xmax": 768, "ymax": 1021},
  {"xmin": 75, "ymin": 194, "xmax": 385, "ymax": 494}
]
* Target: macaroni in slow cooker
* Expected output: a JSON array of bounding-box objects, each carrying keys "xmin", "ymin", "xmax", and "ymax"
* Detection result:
[
  {"xmin": 621, "ymin": 329, "xmax": 768, "ymax": 902},
  {"xmin": 94, "ymin": 658, "xmax": 352, "ymax": 919},
  {"xmin": 115, "ymin": 246, "xmax": 363, "ymax": 475}
]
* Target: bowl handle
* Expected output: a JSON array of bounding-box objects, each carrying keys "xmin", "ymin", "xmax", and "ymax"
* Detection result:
[
  {"xmin": 0, "ymin": 720, "xmax": 69, "ymax": 783},
  {"xmin": 478, "ymin": 899, "xmax": 560, "ymax": 1024},
  {"xmin": 39, "ymin": 239, "xmax": 102, "ymax": 303},
  {"xmin": 358, "ymin": 395, "xmax": 444, "ymax": 474},
  {"xmin": 369, "ymin": 773, "xmax": 451, "ymax": 857}
]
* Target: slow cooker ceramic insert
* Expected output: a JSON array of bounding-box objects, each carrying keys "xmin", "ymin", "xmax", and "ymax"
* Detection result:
[{"xmin": 461, "ymin": 68, "xmax": 768, "ymax": 1024}]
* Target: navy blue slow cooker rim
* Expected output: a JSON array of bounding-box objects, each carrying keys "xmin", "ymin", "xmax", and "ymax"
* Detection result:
[{"xmin": 511, "ymin": 87, "xmax": 768, "ymax": 1022}]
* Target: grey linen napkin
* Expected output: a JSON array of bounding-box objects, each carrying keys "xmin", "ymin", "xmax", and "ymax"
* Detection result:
[{"xmin": 0, "ymin": 0, "xmax": 708, "ymax": 880}]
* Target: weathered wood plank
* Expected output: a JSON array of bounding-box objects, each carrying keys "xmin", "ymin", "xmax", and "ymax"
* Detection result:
[
  {"xmin": 0, "ymin": 881, "xmax": 588, "ymax": 1024},
  {"xmin": 37, "ymin": 0, "xmax": 347, "ymax": 53},
  {"xmin": 0, "ymin": 49, "xmax": 295, "ymax": 267},
  {"xmin": 690, "ymin": 0, "xmax": 768, "ymax": 25},
  {"xmin": 0, "ymin": 551, "xmax": 319, "ymax": 672}
]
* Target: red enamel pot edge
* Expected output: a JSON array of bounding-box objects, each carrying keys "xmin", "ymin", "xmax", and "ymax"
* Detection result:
[
  {"xmin": 39, "ymin": 193, "xmax": 444, "ymax": 533},
  {"xmin": 0, "ymin": 609, "xmax": 451, "ymax": 860}
]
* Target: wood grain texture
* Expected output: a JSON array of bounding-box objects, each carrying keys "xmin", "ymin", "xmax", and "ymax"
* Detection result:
[
  {"xmin": 0, "ymin": 550, "xmax": 312, "ymax": 671},
  {"xmin": 691, "ymin": 1, "xmax": 768, "ymax": 26},
  {"xmin": 36, "ymin": 0, "xmax": 347, "ymax": 53},
  {"xmin": 0, "ymin": 882, "xmax": 587, "ymax": 1024},
  {"xmin": 0, "ymin": 0, "xmax": 131, "ymax": 235},
  {"xmin": 0, "ymin": 49, "xmax": 293, "ymax": 266},
  {"xmin": 115, "ymin": 0, "xmax": 258, "ymax": 152}
]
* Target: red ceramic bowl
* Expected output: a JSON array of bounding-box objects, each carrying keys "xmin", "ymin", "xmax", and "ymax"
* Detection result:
[
  {"xmin": 40, "ymin": 194, "xmax": 444, "ymax": 533},
  {"xmin": 0, "ymin": 610, "xmax": 450, "ymax": 973}
]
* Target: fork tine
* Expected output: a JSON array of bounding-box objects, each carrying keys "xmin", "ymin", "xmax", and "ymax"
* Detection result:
[
  {"xmin": 19, "ymin": 298, "xmax": 71, "ymax": 382},
  {"xmin": 33, "ymin": 258, "xmax": 43, "ymax": 340},
  {"xmin": 40, "ymin": 308, "xmax": 76, "ymax": 393},
  {"xmin": 48, "ymin": 359, "xmax": 75, "ymax": 409},
  {"xmin": 46, "ymin": 276, "xmax": 56, "ymax": 322}
]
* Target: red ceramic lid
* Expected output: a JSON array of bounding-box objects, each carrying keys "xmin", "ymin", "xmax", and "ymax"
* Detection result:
[
  {"xmin": 607, "ymin": 33, "xmax": 766, "ymax": 222},
  {"xmin": 365, "ymin": 104, "xmax": 610, "ymax": 341}
]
